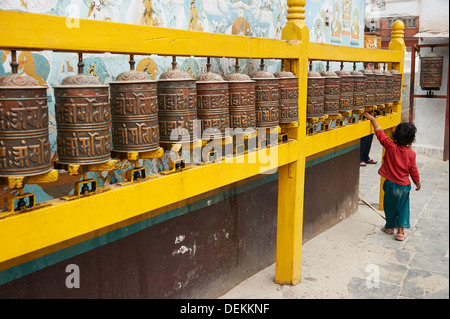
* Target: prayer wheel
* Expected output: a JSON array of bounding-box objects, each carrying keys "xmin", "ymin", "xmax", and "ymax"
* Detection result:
[
  {"xmin": 54, "ymin": 54, "xmax": 111, "ymax": 165},
  {"xmin": 420, "ymin": 50, "xmax": 444, "ymax": 92},
  {"xmin": 157, "ymin": 57, "xmax": 197, "ymax": 143},
  {"xmin": 225, "ymin": 59, "xmax": 256, "ymax": 129},
  {"xmin": 351, "ymin": 68, "xmax": 366, "ymax": 111},
  {"xmin": 320, "ymin": 65, "xmax": 340, "ymax": 116},
  {"xmin": 335, "ymin": 68, "xmax": 353, "ymax": 112},
  {"xmin": 384, "ymin": 69, "xmax": 395, "ymax": 105},
  {"xmin": 109, "ymin": 56, "xmax": 159, "ymax": 152},
  {"xmin": 195, "ymin": 58, "xmax": 230, "ymax": 137},
  {"xmin": 390, "ymin": 69, "xmax": 402, "ymax": 102},
  {"xmin": 273, "ymin": 63, "xmax": 299, "ymax": 123},
  {"xmin": 360, "ymin": 68, "xmax": 377, "ymax": 107},
  {"xmin": 252, "ymin": 61, "xmax": 279, "ymax": 128},
  {"xmin": 373, "ymin": 69, "xmax": 386, "ymax": 106},
  {"xmin": 0, "ymin": 51, "xmax": 51, "ymax": 177},
  {"xmin": 306, "ymin": 69, "xmax": 325, "ymax": 118}
]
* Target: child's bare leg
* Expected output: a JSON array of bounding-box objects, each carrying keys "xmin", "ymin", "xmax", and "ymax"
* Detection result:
[{"xmin": 397, "ymin": 227, "xmax": 404, "ymax": 235}]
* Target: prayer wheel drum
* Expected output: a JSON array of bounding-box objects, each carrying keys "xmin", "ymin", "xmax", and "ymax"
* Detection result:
[
  {"xmin": 157, "ymin": 67, "xmax": 197, "ymax": 143},
  {"xmin": 273, "ymin": 68, "xmax": 299, "ymax": 123},
  {"xmin": 390, "ymin": 69, "xmax": 402, "ymax": 102},
  {"xmin": 335, "ymin": 69, "xmax": 353, "ymax": 112},
  {"xmin": 54, "ymin": 74, "xmax": 111, "ymax": 165},
  {"xmin": 320, "ymin": 70, "xmax": 340, "ymax": 116},
  {"xmin": 195, "ymin": 69, "xmax": 230, "ymax": 137},
  {"xmin": 373, "ymin": 69, "xmax": 386, "ymax": 105},
  {"xmin": 0, "ymin": 73, "xmax": 51, "ymax": 177},
  {"xmin": 252, "ymin": 67, "xmax": 279, "ymax": 128},
  {"xmin": 361, "ymin": 69, "xmax": 377, "ymax": 107},
  {"xmin": 420, "ymin": 51, "xmax": 444, "ymax": 92},
  {"xmin": 384, "ymin": 70, "xmax": 395, "ymax": 105},
  {"xmin": 225, "ymin": 72, "xmax": 256, "ymax": 129},
  {"xmin": 306, "ymin": 71, "xmax": 325, "ymax": 118},
  {"xmin": 109, "ymin": 70, "xmax": 159, "ymax": 152},
  {"xmin": 351, "ymin": 69, "xmax": 366, "ymax": 111}
]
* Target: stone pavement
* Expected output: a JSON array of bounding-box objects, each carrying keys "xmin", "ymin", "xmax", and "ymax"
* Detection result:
[{"xmin": 220, "ymin": 139, "xmax": 449, "ymax": 299}]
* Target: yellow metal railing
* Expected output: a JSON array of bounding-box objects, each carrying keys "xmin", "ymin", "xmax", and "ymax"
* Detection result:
[{"xmin": 0, "ymin": 0, "xmax": 406, "ymax": 286}]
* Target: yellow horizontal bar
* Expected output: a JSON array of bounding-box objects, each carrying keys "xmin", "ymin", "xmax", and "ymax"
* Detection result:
[
  {"xmin": 305, "ymin": 113, "xmax": 400, "ymax": 157},
  {"xmin": 0, "ymin": 140, "xmax": 298, "ymax": 265},
  {"xmin": 308, "ymin": 43, "xmax": 403, "ymax": 63},
  {"xmin": 0, "ymin": 10, "xmax": 301, "ymax": 59}
]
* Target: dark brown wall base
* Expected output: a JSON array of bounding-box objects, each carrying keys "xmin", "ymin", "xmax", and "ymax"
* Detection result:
[{"xmin": 303, "ymin": 147, "xmax": 360, "ymax": 242}]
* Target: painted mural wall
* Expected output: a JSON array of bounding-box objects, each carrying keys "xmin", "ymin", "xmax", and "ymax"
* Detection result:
[{"xmin": 0, "ymin": 0, "xmax": 365, "ymax": 208}]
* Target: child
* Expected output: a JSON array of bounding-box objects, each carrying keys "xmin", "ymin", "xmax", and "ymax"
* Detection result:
[{"xmin": 364, "ymin": 112, "xmax": 421, "ymax": 241}]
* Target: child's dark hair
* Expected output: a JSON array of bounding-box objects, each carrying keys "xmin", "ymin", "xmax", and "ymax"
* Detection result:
[{"xmin": 392, "ymin": 123, "xmax": 417, "ymax": 146}]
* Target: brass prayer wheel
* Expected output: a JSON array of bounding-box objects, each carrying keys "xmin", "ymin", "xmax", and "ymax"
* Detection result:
[
  {"xmin": 335, "ymin": 67, "xmax": 353, "ymax": 112},
  {"xmin": 225, "ymin": 59, "xmax": 256, "ymax": 129},
  {"xmin": 320, "ymin": 64, "xmax": 340, "ymax": 116},
  {"xmin": 307, "ymin": 68, "xmax": 325, "ymax": 118},
  {"xmin": 195, "ymin": 58, "xmax": 230, "ymax": 137},
  {"xmin": 109, "ymin": 55, "xmax": 159, "ymax": 153},
  {"xmin": 157, "ymin": 57, "xmax": 197, "ymax": 143},
  {"xmin": 273, "ymin": 63, "xmax": 299, "ymax": 123},
  {"xmin": 384, "ymin": 68, "xmax": 395, "ymax": 105},
  {"xmin": 351, "ymin": 68, "xmax": 366, "ymax": 111},
  {"xmin": 360, "ymin": 68, "xmax": 377, "ymax": 107},
  {"xmin": 420, "ymin": 50, "xmax": 444, "ymax": 92},
  {"xmin": 54, "ymin": 54, "xmax": 111, "ymax": 165},
  {"xmin": 0, "ymin": 51, "xmax": 51, "ymax": 177},
  {"xmin": 373, "ymin": 69, "xmax": 386, "ymax": 105},
  {"xmin": 390, "ymin": 69, "xmax": 402, "ymax": 102},
  {"xmin": 252, "ymin": 61, "xmax": 279, "ymax": 128}
]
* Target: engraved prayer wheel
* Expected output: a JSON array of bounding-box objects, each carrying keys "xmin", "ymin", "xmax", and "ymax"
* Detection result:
[
  {"xmin": 251, "ymin": 61, "xmax": 279, "ymax": 128},
  {"xmin": 335, "ymin": 68, "xmax": 353, "ymax": 112},
  {"xmin": 360, "ymin": 68, "xmax": 377, "ymax": 107},
  {"xmin": 351, "ymin": 68, "xmax": 366, "ymax": 111},
  {"xmin": 420, "ymin": 50, "xmax": 444, "ymax": 92},
  {"xmin": 54, "ymin": 54, "xmax": 111, "ymax": 165},
  {"xmin": 225, "ymin": 59, "xmax": 256, "ymax": 129},
  {"xmin": 390, "ymin": 69, "xmax": 402, "ymax": 102},
  {"xmin": 306, "ymin": 69, "xmax": 325, "ymax": 118},
  {"xmin": 273, "ymin": 63, "xmax": 299, "ymax": 123},
  {"xmin": 0, "ymin": 51, "xmax": 51, "ymax": 177},
  {"xmin": 157, "ymin": 57, "xmax": 197, "ymax": 143},
  {"xmin": 320, "ymin": 65, "xmax": 340, "ymax": 116},
  {"xmin": 384, "ymin": 69, "xmax": 395, "ymax": 105},
  {"xmin": 109, "ymin": 55, "xmax": 159, "ymax": 152},
  {"xmin": 373, "ymin": 69, "xmax": 386, "ymax": 105},
  {"xmin": 195, "ymin": 58, "xmax": 230, "ymax": 137}
]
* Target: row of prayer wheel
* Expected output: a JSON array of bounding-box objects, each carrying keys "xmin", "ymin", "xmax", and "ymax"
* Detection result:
[
  {"xmin": 307, "ymin": 62, "xmax": 402, "ymax": 118},
  {"xmin": 0, "ymin": 54, "xmax": 299, "ymax": 178}
]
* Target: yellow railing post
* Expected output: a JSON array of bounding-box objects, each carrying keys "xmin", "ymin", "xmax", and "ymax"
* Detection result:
[
  {"xmin": 379, "ymin": 20, "xmax": 406, "ymax": 210},
  {"xmin": 275, "ymin": 0, "xmax": 308, "ymax": 285}
]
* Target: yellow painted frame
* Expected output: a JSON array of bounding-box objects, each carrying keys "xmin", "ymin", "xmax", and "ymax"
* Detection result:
[{"xmin": 0, "ymin": 1, "xmax": 405, "ymax": 286}]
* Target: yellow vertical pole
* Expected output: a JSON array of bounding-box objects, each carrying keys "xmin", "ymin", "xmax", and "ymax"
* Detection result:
[
  {"xmin": 275, "ymin": 0, "xmax": 309, "ymax": 285},
  {"xmin": 379, "ymin": 20, "xmax": 406, "ymax": 210}
]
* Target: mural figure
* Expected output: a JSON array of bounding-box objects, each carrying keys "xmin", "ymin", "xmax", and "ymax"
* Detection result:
[
  {"xmin": 331, "ymin": 2, "xmax": 341, "ymax": 40},
  {"xmin": 141, "ymin": 0, "xmax": 160, "ymax": 26},
  {"xmin": 136, "ymin": 57, "xmax": 158, "ymax": 80},
  {"xmin": 188, "ymin": 0, "xmax": 203, "ymax": 31}
]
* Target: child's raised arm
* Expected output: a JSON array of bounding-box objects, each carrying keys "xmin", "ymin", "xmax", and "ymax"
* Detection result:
[{"xmin": 364, "ymin": 112, "xmax": 381, "ymax": 132}]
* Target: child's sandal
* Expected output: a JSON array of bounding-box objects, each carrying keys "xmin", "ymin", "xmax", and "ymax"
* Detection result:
[
  {"xmin": 395, "ymin": 233, "xmax": 406, "ymax": 241},
  {"xmin": 381, "ymin": 226, "xmax": 395, "ymax": 234}
]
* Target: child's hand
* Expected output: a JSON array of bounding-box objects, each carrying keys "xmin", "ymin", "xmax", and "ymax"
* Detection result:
[
  {"xmin": 415, "ymin": 182, "xmax": 421, "ymax": 191},
  {"xmin": 364, "ymin": 112, "xmax": 374, "ymax": 120}
]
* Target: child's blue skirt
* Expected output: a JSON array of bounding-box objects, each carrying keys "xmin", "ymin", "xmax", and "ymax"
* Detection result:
[{"xmin": 383, "ymin": 179, "xmax": 412, "ymax": 229}]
